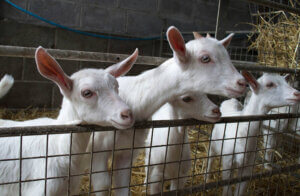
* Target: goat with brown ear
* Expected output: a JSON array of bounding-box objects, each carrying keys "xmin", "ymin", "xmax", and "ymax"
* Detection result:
[
  {"xmin": 0, "ymin": 46, "xmax": 138, "ymax": 196},
  {"xmin": 88, "ymin": 26, "xmax": 247, "ymax": 195}
]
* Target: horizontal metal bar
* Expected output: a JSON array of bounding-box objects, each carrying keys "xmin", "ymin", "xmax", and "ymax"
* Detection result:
[
  {"xmin": 262, "ymin": 125, "xmax": 300, "ymax": 141},
  {"xmin": 246, "ymin": 0, "xmax": 300, "ymax": 15},
  {"xmin": 0, "ymin": 45, "xmax": 299, "ymax": 74},
  {"xmin": 151, "ymin": 163, "xmax": 300, "ymax": 196},
  {"xmin": 0, "ymin": 113, "xmax": 300, "ymax": 136},
  {"xmin": 233, "ymin": 60, "xmax": 299, "ymax": 74},
  {"xmin": 0, "ymin": 45, "xmax": 166, "ymax": 66},
  {"xmin": 179, "ymin": 30, "xmax": 253, "ymax": 35}
]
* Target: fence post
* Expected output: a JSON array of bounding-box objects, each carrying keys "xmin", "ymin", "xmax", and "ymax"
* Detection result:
[{"xmin": 215, "ymin": 0, "xmax": 230, "ymax": 39}]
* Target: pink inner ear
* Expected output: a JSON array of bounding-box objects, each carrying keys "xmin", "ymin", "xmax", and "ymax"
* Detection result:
[
  {"xmin": 168, "ymin": 28, "xmax": 186, "ymax": 55},
  {"xmin": 36, "ymin": 48, "xmax": 72, "ymax": 91},
  {"xmin": 193, "ymin": 32, "xmax": 203, "ymax": 39},
  {"xmin": 174, "ymin": 42, "xmax": 185, "ymax": 54},
  {"xmin": 108, "ymin": 48, "xmax": 138, "ymax": 78},
  {"xmin": 242, "ymin": 71, "xmax": 258, "ymax": 90}
]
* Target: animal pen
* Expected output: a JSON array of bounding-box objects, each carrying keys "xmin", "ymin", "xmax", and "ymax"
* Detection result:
[{"xmin": 0, "ymin": 0, "xmax": 300, "ymax": 195}]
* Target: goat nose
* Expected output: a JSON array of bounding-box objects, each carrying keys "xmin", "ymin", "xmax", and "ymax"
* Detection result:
[
  {"xmin": 120, "ymin": 109, "xmax": 133, "ymax": 120},
  {"xmin": 237, "ymin": 79, "xmax": 247, "ymax": 87},
  {"xmin": 294, "ymin": 91, "xmax": 300, "ymax": 97},
  {"xmin": 212, "ymin": 108, "xmax": 221, "ymax": 116}
]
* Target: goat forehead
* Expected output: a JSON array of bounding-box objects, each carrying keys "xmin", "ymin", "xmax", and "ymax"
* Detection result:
[
  {"xmin": 259, "ymin": 74, "xmax": 285, "ymax": 85},
  {"xmin": 187, "ymin": 39, "xmax": 226, "ymax": 58},
  {"xmin": 71, "ymin": 69, "xmax": 106, "ymax": 79},
  {"xmin": 72, "ymin": 69, "xmax": 116, "ymax": 89}
]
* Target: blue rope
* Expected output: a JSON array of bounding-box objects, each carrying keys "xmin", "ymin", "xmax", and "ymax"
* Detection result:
[{"xmin": 3, "ymin": 0, "xmax": 161, "ymax": 41}]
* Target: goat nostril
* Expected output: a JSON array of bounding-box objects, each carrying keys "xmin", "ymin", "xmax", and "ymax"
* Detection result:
[
  {"xmin": 212, "ymin": 108, "xmax": 221, "ymax": 115},
  {"xmin": 120, "ymin": 110, "xmax": 132, "ymax": 120},
  {"xmin": 237, "ymin": 79, "xmax": 246, "ymax": 87}
]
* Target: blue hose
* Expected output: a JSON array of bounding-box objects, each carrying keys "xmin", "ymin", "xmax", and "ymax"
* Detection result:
[{"xmin": 3, "ymin": 0, "xmax": 161, "ymax": 41}]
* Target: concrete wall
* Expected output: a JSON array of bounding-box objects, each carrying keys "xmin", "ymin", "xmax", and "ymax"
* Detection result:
[
  {"xmin": 0, "ymin": 20, "xmax": 158, "ymax": 109},
  {"xmin": 0, "ymin": 0, "xmax": 251, "ymax": 38},
  {"xmin": 0, "ymin": 0, "xmax": 252, "ymax": 109}
]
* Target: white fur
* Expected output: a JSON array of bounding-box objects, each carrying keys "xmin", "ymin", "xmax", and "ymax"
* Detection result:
[
  {"xmin": 0, "ymin": 47, "xmax": 136, "ymax": 196},
  {"xmin": 87, "ymin": 27, "xmax": 247, "ymax": 195},
  {"xmin": 208, "ymin": 73, "xmax": 300, "ymax": 196},
  {"xmin": 0, "ymin": 74, "xmax": 14, "ymax": 99},
  {"xmin": 260, "ymin": 80, "xmax": 300, "ymax": 169},
  {"xmin": 144, "ymin": 92, "xmax": 220, "ymax": 194}
]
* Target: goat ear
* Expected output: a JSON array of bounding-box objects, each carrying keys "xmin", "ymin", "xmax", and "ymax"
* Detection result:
[
  {"xmin": 167, "ymin": 26, "xmax": 188, "ymax": 64},
  {"xmin": 242, "ymin": 71, "xmax": 259, "ymax": 94},
  {"xmin": 193, "ymin": 32, "xmax": 203, "ymax": 39},
  {"xmin": 219, "ymin": 33, "xmax": 234, "ymax": 48},
  {"xmin": 206, "ymin": 33, "xmax": 212, "ymax": 38},
  {"xmin": 35, "ymin": 46, "xmax": 73, "ymax": 96},
  {"xmin": 106, "ymin": 48, "xmax": 138, "ymax": 78},
  {"xmin": 284, "ymin": 74, "xmax": 291, "ymax": 82}
]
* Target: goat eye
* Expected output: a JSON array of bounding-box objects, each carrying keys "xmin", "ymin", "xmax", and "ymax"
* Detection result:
[
  {"xmin": 200, "ymin": 55, "xmax": 211, "ymax": 63},
  {"xmin": 266, "ymin": 82, "xmax": 275, "ymax": 88},
  {"xmin": 81, "ymin": 90, "xmax": 93, "ymax": 98},
  {"xmin": 182, "ymin": 96, "xmax": 193, "ymax": 103}
]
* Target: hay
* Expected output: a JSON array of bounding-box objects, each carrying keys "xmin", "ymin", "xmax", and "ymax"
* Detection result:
[
  {"xmin": 0, "ymin": 107, "xmax": 58, "ymax": 120},
  {"xmin": 248, "ymin": 1, "xmax": 300, "ymax": 69}
]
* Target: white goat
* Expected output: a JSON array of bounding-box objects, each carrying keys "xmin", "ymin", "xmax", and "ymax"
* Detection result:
[
  {"xmin": 144, "ymin": 92, "xmax": 221, "ymax": 194},
  {"xmin": 208, "ymin": 72, "xmax": 300, "ymax": 196},
  {"xmin": 87, "ymin": 26, "xmax": 247, "ymax": 195},
  {"xmin": 0, "ymin": 74, "xmax": 14, "ymax": 99},
  {"xmin": 258, "ymin": 79, "xmax": 300, "ymax": 169},
  {"xmin": 0, "ymin": 46, "xmax": 137, "ymax": 196}
]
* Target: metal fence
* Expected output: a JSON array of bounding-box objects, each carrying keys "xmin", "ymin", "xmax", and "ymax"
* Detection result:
[{"xmin": 1, "ymin": 0, "xmax": 300, "ymax": 195}]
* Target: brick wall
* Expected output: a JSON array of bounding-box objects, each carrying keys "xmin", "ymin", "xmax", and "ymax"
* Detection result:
[
  {"xmin": 0, "ymin": 20, "xmax": 157, "ymax": 109},
  {"xmin": 0, "ymin": 0, "xmax": 251, "ymax": 37},
  {"xmin": 0, "ymin": 0, "xmax": 252, "ymax": 109}
]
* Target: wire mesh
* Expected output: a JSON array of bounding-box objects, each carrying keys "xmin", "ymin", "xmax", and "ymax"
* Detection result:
[{"xmin": 0, "ymin": 112, "xmax": 299, "ymax": 195}]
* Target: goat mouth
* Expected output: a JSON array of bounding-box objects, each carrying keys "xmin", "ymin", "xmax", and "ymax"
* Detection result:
[
  {"xmin": 110, "ymin": 120, "xmax": 134, "ymax": 129},
  {"xmin": 225, "ymin": 87, "xmax": 244, "ymax": 97},
  {"xmin": 286, "ymin": 99, "xmax": 300, "ymax": 104},
  {"xmin": 203, "ymin": 115, "xmax": 221, "ymax": 123}
]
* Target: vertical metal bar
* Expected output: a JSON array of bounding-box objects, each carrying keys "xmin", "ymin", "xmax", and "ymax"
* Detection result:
[
  {"xmin": 237, "ymin": 121, "xmax": 252, "ymax": 196},
  {"xmin": 218, "ymin": 122, "xmax": 228, "ymax": 193},
  {"xmin": 88, "ymin": 130, "xmax": 95, "ymax": 196},
  {"xmin": 273, "ymin": 113, "xmax": 282, "ymax": 165},
  {"xmin": 191, "ymin": 125, "xmax": 201, "ymax": 194},
  {"xmin": 229, "ymin": 121, "xmax": 240, "ymax": 194},
  {"xmin": 145, "ymin": 126, "xmax": 155, "ymax": 195},
  {"xmin": 44, "ymin": 134, "xmax": 49, "ymax": 196},
  {"xmin": 266, "ymin": 118, "xmax": 272, "ymax": 196},
  {"xmin": 161, "ymin": 126, "xmax": 171, "ymax": 195},
  {"xmin": 239, "ymin": 47, "xmax": 243, "ymax": 61},
  {"xmin": 250, "ymin": 121, "xmax": 262, "ymax": 188},
  {"xmin": 67, "ymin": 132, "xmax": 73, "ymax": 196},
  {"xmin": 109, "ymin": 130, "xmax": 117, "ymax": 196},
  {"xmin": 264, "ymin": 117, "xmax": 272, "ymax": 168},
  {"xmin": 19, "ymin": 134, "xmax": 23, "ymax": 196},
  {"xmin": 175, "ymin": 126, "xmax": 187, "ymax": 194},
  {"xmin": 215, "ymin": 0, "xmax": 230, "ymax": 40},
  {"xmin": 128, "ymin": 128, "xmax": 137, "ymax": 193},
  {"xmin": 204, "ymin": 125, "xmax": 213, "ymax": 188}
]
